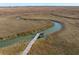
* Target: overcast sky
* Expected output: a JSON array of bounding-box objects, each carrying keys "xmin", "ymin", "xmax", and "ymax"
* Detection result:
[{"xmin": 0, "ymin": 3, "xmax": 79, "ymax": 6}]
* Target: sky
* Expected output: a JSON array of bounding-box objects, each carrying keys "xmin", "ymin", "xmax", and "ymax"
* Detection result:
[{"xmin": 0, "ymin": 3, "xmax": 79, "ymax": 6}]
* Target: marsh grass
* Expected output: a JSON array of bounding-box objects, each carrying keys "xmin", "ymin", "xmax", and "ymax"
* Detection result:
[
  {"xmin": 0, "ymin": 16, "xmax": 52, "ymax": 40},
  {"xmin": 0, "ymin": 7, "xmax": 79, "ymax": 55},
  {"xmin": 0, "ymin": 40, "xmax": 28, "ymax": 55}
]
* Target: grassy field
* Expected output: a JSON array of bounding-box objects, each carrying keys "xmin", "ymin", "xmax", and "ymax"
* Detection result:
[
  {"xmin": 29, "ymin": 17, "xmax": 79, "ymax": 54},
  {"xmin": 0, "ymin": 7, "xmax": 53, "ymax": 54},
  {"xmin": 27, "ymin": 8, "xmax": 79, "ymax": 55},
  {"xmin": 0, "ymin": 15, "xmax": 52, "ymax": 54},
  {"xmin": 0, "ymin": 16, "xmax": 52, "ymax": 40},
  {"xmin": 0, "ymin": 7, "xmax": 79, "ymax": 55},
  {"xmin": 0, "ymin": 40, "xmax": 28, "ymax": 55}
]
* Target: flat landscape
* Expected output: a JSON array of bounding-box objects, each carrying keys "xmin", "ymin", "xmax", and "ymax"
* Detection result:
[{"xmin": 0, "ymin": 6, "xmax": 79, "ymax": 55}]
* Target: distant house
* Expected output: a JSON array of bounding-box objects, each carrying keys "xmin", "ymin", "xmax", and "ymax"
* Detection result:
[{"xmin": 16, "ymin": 16, "xmax": 21, "ymax": 20}]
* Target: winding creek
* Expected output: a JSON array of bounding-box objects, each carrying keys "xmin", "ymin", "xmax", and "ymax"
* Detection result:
[{"xmin": 0, "ymin": 21, "xmax": 63, "ymax": 48}]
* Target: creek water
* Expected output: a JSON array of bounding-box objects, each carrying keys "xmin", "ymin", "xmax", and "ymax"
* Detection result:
[{"xmin": 0, "ymin": 21, "xmax": 63, "ymax": 47}]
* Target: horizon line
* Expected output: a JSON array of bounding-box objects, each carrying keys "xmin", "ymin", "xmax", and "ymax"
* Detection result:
[{"xmin": 0, "ymin": 3, "xmax": 79, "ymax": 6}]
